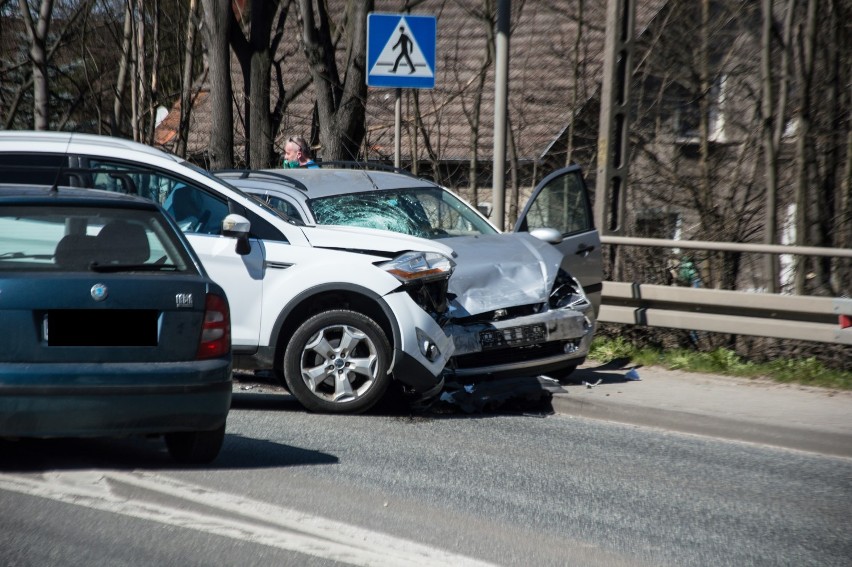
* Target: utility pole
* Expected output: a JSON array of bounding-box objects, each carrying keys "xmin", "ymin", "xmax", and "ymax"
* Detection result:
[
  {"xmin": 594, "ymin": 0, "xmax": 636, "ymax": 236},
  {"xmin": 491, "ymin": 0, "xmax": 510, "ymax": 231}
]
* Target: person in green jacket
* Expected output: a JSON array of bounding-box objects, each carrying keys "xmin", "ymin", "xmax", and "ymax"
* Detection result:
[{"xmin": 282, "ymin": 135, "xmax": 319, "ymax": 169}]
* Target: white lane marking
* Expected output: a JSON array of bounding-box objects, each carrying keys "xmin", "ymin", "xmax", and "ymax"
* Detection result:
[{"xmin": 0, "ymin": 471, "xmax": 497, "ymax": 567}]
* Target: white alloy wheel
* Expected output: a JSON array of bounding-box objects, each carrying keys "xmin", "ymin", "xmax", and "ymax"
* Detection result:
[{"xmin": 283, "ymin": 310, "xmax": 391, "ymax": 413}]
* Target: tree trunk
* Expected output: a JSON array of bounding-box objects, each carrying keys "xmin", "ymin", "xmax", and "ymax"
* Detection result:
[
  {"xmin": 18, "ymin": 0, "xmax": 54, "ymax": 130},
  {"xmin": 112, "ymin": 4, "xmax": 133, "ymax": 137},
  {"xmin": 760, "ymin": 0, "xmax": 780, "ymax": 292},
  {"xmin": 130, "ymin": 0, "xmax": 140, "ymax": 142},
  {"xmin": 146, "ymin": 0, "xmax": 160, "ymax": 145},
  {"xmin": 793, "ymin": 0, "xmax": 817, "ymax": 294},
  {"xmin": 176, "ymin": 0, "xmax": 200, "ymax": 158},
  {"xmin": 200, "ymin": 0, "xmax": 234, "ymax": 169},
  {"xmin": 247, "ymin": 2, "xmax": 278, "ymax": 168},
  {"xmin": 299, "ymin": 0, "xmax": 371, "ymax": 160},
  {"xmin": 566, "ymin": 0, "xmax": 584, "ymax": 166},
  {"xmin": 465, "ymin": 1, "xmax": 495, "ymax": 209}
]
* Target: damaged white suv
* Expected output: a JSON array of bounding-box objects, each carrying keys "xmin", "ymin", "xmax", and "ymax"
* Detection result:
[
  {"xmin": 217, "ymin": 165, "xmax": 602, "ymax": 381},
  {"xmin": 0, "ymin": 132, "xmax": 456, "ymax": 414}
]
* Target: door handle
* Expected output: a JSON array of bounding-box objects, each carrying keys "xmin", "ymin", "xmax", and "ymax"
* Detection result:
[{"xmin": 575, "ymin": 244, "xmax": 595, "ymax": 257}]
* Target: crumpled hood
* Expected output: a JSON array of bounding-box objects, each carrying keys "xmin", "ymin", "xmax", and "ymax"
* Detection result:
[
  {"xmin": 301, "ymin": 224, "xmax": 454, "ymax": 257},
  {"xmin": 445, "ymin": 232, "xmax": 564, "ymax": 316}
]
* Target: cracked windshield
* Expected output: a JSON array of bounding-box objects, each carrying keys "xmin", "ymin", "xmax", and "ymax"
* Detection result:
[{"xmin": 309, "ymin": 187, "xmax": 497, "ymax": 239}]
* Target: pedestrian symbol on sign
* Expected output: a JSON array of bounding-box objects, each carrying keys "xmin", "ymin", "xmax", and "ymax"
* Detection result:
[
  {"xmin": 368, "ymin": 16, "xmax": 434, "ymax": 81},
  {"xmin": 391, "ymin": 26, "xmax": 416, "ymax": 74}
]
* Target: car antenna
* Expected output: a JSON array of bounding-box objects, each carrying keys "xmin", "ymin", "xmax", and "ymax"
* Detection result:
[
  {"xmin": 360, "ymin": 170, "xmax": 380, "ymax": 191},
  {"xmin": 50, "ymin": 165, "xmax": 63, "ymax": 193},
  {"xmin": 50, "ymin": 133, "xmax": 75, "ymax": 193}
]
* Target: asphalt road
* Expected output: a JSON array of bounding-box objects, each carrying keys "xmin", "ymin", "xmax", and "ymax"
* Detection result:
[{"xmin": 1, "ymin": 372, "xmax": 850, "ymax": 567}]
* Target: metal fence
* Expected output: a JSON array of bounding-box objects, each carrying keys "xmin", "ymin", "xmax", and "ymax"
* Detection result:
[{"xmin": 597, "ymin": 237, "xmax": 852, "ymax": 346}]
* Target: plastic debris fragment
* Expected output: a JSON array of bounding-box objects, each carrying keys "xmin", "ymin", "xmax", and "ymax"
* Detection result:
[{"xmin": 625, "ymin": 368, "xmax": 641, "ymax": 381}]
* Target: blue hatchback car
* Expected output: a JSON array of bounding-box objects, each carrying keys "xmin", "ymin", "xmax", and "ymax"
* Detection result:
[{"xmin": 0, "ymin": 185, "xmax": 232, "ymax": 463}]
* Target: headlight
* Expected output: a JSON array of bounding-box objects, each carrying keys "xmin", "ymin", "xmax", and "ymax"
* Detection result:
[
  {"xmin": 550, "ymin": 273, "xmax": 591, "ymax": 310},
  {"xmin": 380, "ymin": 251, "xmax": 455, "ymax": 283}
]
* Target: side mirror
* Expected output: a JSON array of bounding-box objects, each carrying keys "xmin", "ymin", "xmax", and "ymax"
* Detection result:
[
  {"xmin": 476, "ymin": 202, "xmax": 492, "ymax": 218},
  {"xmin": 529, "ymin": 227, "xmax": 563, "ymax": 244},
  {"xmin": 222, "ymin": 214, "xmax": 252, "ymax": 255}
]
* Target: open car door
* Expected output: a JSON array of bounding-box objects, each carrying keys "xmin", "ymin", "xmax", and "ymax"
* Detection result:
[{"xmin": 514, "ymin": 165, "xmax": 603, "ymax": 316}]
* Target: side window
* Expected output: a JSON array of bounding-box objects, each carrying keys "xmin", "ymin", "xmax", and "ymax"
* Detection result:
[
  {"xmin": 87, "ymin": 159, "xmax": 229, "ymax": 235},
  {"xmin": 161, "ymin": 183, "xmax": 229, "ymax": 235},
  {"xmin": 266, "ymin": 195, "xmax": 304, "ymax": 223},
  {"xmin": 87, "ymin": 158, "xmax": 168, "ymax": 203},
  {"xmin": 524, "ymin": 171, "xmax": 592, "ymax": 236}
]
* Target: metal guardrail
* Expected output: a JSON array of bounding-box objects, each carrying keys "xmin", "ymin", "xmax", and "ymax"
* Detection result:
[
  {"xmin": 599, "ymin": 283, "xmax": 852, "ymax": 345},
  {"xmin": 600, "ymin": 236, "xmax": 852, "ymax": 258},
  {"xmin": 597, "ymin": 237, "xmax": 852, "ymax": 345}
]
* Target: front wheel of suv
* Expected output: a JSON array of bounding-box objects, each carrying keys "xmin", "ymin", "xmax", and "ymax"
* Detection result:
[{"xmin": 283, "ymin": 309, "xmax": 392, "ymax": 413}]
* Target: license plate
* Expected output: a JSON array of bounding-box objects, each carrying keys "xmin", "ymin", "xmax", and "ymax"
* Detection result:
[
  {"xmin": 45, "ymin": 310, "xmax": 158, "ymax": 346},
  {"xmin": 479, "ymin": 323, "xmax": 547, "ymax": 350}
]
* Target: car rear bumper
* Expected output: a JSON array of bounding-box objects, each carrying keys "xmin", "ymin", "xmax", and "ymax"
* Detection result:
[
  {"xmin": 444, "ymin": 309, "xmax": 595, "ymax": 378},
  {"xmin": 0, "ymin": 360, "xmax": 232, "ymax": 438}
]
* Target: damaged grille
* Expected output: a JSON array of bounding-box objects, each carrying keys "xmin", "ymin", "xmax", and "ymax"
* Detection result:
[{"xmin": 450, "ymin": 303, "xmax": 543, "ymax": 325}]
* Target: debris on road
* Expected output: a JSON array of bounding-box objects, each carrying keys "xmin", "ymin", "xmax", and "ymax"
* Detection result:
[{"xmin": 435, "ymin": 375, "xmax": 566, "ymax": 414}]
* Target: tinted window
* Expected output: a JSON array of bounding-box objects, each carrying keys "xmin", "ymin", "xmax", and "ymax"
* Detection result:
[{"xmin": 0, "ymin": 154, "xmax": 70, "ymax": 185}]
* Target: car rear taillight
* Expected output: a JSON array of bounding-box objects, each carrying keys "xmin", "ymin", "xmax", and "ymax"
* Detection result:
[{"xmin": 197, "ymin": 293, "xmax": 230, "ymax": 359}]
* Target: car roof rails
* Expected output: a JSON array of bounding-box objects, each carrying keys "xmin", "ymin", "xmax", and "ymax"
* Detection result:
[
  {"xmin": 213, "ymin": 169, "xmax": 309, "ymax": 192},
  {"xmin": 316, "ymin": 160, "xmax": 418, "ymax": 178}
]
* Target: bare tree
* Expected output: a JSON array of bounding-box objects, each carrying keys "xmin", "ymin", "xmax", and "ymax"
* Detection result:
[
  {"xmin": 111, "ymin": 4, "xmax": 132, "ymax": 136},
  {"xmin": 454, "ymin": 0, "xmax": 495, "ymax": 211},
  {"xmin": 175, "ymin": 0, "xmax": 200, "ymax": 158},
  {"xmin": 199, "ymin": 0, "xmax": 234, "ymax": 168},
  {"xmin": 297, "ymin": 0, "xmax": 371, "ymax": 160},
  {"xmin": 146, "ymin": 0, "xmax": 160, "ymax": 144},
  {"xmin": 759, "ymin": 0, "xmax": 795, "ymax": 293},
  {"xmin": 229, "ymin": 0, "xmax": 293, "ymax": 168},
  {"xmin": 18, "ymin": 0, "xmax": 54, "ymax": 129}
]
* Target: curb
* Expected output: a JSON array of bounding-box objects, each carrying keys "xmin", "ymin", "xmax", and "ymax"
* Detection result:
[{"xmin": 551, "ymin": 393, "xmax": 852, "ymax": 459}]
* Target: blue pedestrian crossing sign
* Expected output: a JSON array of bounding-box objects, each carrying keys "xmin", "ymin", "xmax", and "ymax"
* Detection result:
[{"xmin": 367, "ymin": 13, "xmax": 436, "ymax": 89}]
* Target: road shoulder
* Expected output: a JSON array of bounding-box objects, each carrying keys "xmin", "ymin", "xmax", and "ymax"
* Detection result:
[{"xmin": 553, "ymin": 363, "xmax": 852, "ymax": 458}]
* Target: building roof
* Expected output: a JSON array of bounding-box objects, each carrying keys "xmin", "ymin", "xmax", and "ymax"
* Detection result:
[{"xmin": 155, "ymin": 0, "xmax": 666, "ymax": 165}]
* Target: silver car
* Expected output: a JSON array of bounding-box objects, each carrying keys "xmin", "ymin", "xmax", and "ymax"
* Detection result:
[{"xmin": 217, "ymin": 165, "xmax": 603, "ymax": 379}]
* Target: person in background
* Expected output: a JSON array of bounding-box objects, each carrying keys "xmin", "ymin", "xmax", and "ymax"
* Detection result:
[{"xmin": 283, "ymin": 135, "xmax": 319, "ymax": 168}]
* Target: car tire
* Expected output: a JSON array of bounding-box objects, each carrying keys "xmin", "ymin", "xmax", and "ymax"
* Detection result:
[
  {"xmin": 283, "ymin": 309, "xmax": 392, "ymax": 414},
  {"xmin": 164, "ymin": 424, "xmax": 226, "ymax": 464}
]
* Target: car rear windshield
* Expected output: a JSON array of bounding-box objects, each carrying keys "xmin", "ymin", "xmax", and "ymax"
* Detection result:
[
  {"xmin": 0, "ymin": 205, "xmax": 196, "ymax": 273},
  {"xmin": 308, "ymin": 186, "xmax": 498, "ymax": 239}
]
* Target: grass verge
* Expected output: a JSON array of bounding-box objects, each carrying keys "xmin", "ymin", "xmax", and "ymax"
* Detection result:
[{"xmin": 588, "ymin": 337, "xmax": 852, "ymax": 390}]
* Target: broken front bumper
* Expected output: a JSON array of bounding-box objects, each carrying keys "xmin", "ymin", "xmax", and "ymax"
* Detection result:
[{"xmin": 443, "ymin": 308, "xmax": 595, "ymax": 378}]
